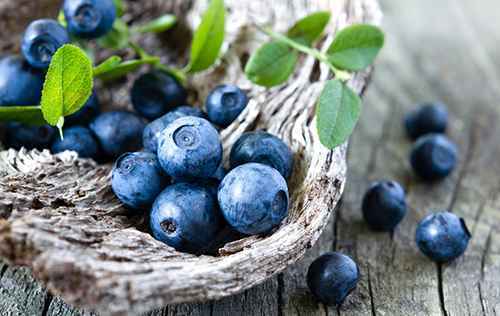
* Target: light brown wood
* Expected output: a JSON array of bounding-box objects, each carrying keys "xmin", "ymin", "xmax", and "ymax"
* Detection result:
[{"xmin": 0, "ymin": 0, "xmax": 380, "ymax": 315}]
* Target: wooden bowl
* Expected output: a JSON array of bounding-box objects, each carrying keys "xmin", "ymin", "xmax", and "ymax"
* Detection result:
[{"xmin": 0, "ymin": 0, "xmax": 381, "ymax": 315}]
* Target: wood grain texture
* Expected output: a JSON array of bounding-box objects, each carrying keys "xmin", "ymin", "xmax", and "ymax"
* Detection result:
[
  {"xmin": 2, "ymin": 0, "xmax": 500, "ymax": 315},
  {"xmin": 0, "ymin": 0, "xmax": 379, "ymax": 315}
]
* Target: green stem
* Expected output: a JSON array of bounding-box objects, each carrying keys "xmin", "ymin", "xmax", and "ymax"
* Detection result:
[{"xmin": 259, "ymin": 26, "xmax": 352, "ymax": 82}]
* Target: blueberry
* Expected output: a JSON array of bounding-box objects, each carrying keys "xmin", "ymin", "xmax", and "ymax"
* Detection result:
[
  {"xmin": 410, "ymin": 134, "xmax": 458, "ymax": 181},
  {"xmin": 112, "ymin": 152, "xmax": 169, "ymax": 210},
  {"xmin": 157, "ymin": 116, "xmax": 222, "ymax": 179},
  {"xmin": 63, "ymin": 0, "xmax": 116, "ymax": 39},
  {"xmin": 131, "ymin": 71, "xmax": 188, "ymax": 120},
  {"xmin": 21, "ymin": 19, "xmax": 70, "ymax": 69},
  {"xmin": 5, "ymin": 122, "xmax": 55, "ymax": 150},
  {"xmin": 150, "ymin": 182, "xmax": 225, "ymax": 254},
  {"xmin": 65, "ymin": 91, "xmax": 100, "ymax": 126},
  {"xmin": 307, "ymin": 252, "xmax": 360, "ymax": 306},
  {"xmin": 404, "ymin": 103, "xmax": 448, "ymax": 139},
  {"xmin": 205, "ymin": 84, "xmax": 248, "ymax": 127},
  {"xmin": 212, "ymin": 163, "xmax": 227, "ymax": 181},
  {"xmin": 218, "ymin": 163, "xmax": 289, "ymax": 235},
  {"xmin": 89, "ymin": 111, "xmax": 146, "ymax": 158},
  {"xmin": 361, "ymin": 180, "xmax": 407, "ymax": 231},
  {"xmin": 51, "ymin": 126, "xmax": 100, "ymax": 159},
  {"xmin": 230, "ymin": 131, "xmax": 294, "ymax": 179},
  {"xmin": 416, "ymin": 211, "xmax": 471, "ymax": 263},
  {"xmin": 143, "ymin": 106, "xmax": 206, "ymax": 153},
  {"xmin": 0, "ymin": 55, "xmax": 44, "ymax": 106}
]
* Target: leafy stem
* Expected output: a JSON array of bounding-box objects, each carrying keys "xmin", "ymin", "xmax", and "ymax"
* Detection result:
[
  {"xmin": 258, "ymin": 26, "xmax": 351, "ymax": 81},
  {"xmin": 245, "ymin": 12, "xmax": 384, "ymax": 149}
]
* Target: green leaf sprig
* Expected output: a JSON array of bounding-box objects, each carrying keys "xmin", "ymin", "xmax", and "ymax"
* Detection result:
[
  {"xmin": 245, "ymin": 12, "xmax": 384, "ymax": 149},
  {"xmin": 2, "ymin": 0, "xmax": 227, "ymax": 137},
  {"xmin": 95, "ymin": 0, "xmax": 226, "ymax": 82}
]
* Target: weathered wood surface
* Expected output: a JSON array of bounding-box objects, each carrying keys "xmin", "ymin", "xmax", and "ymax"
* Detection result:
[{"xmin": 1, "ymin": 0, "xmax": 500, "ymax": 315}]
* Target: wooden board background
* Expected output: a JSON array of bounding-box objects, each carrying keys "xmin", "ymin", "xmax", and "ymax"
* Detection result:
[{"xmin": 1, "ymin": 0, "xmax": 500, "ymax": 315}]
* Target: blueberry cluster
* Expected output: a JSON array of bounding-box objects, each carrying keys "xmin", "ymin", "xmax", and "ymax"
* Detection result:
[
  {"xmin": 0, "ymin": 0, "xmax": 118, "ymax": 156},
  {"xmin": 307, "ymin": 102, "xmax": 470, "ymax": 307},
  {"xmin": 108, "ymin": 82, "xmax": 293, "ymax": 255}
]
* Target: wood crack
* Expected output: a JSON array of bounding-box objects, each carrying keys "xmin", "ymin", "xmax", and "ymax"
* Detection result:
[
  {"xmin": 478, "ymin": 283, "xmax": 487, "ymax": 316},
  {"xmin": 437, "ymin": 264, "xmax": 448, "ymax": 316},
  {"xmin": 480, "ymin": 229, "xmax": 492, "ymax": 281},
  {"xmin": 366, "ymin": 266, "xmax": 377, "ymax": 316},
  {"xmin": 277, "ymin": 273, "xmax": 285, "ymax": 316},
  {"xmin": 41, "ymin": 292, "xmax": 53, "ymax": 316},
  {"xmin": 448, "ymin": 120, "xmax": 478, "ymax": 211}
]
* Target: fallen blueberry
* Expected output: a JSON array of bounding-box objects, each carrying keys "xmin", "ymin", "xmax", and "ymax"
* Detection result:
[
  {"xmin": 307, "ymin": 252, "xmax": 360, "ymax": 306},
  {"xmin": 205, "ymin": 84, "xmax": 248, "ymax": 127},
  {"xmin": 112, "ymin": 152, "xmax": 169, "ymax": 210},
  {"xmin": 404, "ymin": 102, "xmax": 448, "ymax": 139},
  {"xmin": 65, "ymin": 91, "xmax": 100, "ymax": 126},
  {"xmin": 0, "ymin": 55, "xmax": 44, "ymax": 106},
  {"xmin": 5, "ymin": 122, "xmax": 55, "ymax": 150},
  {"xmin": 51, "ymin": 125, "xmax": 100, "ymax": 159},
  {"xmin": 21, "ymin": 19, "xmax": 70, "ymax": 69},
  {"xmin": 63, "ymin": 0, "xmax": 116, "ymax": 39},
  {"xmin": 131, "ymin": 71, "xmax": 188, "ymax": 120},
  {"xmin": 150, "ymin": 182, "xmax": 225, "ymax": 254},
  {"xmin": 230, "ymin": 131, "xmax": 294, "ymax": 179},
  {"xmin": 218, "ymin": 163, "xmax": 289, "ymax": 235},
  {"xmin": 416, "ymin": 211, "xmax": 471, "ymax": 263},
  {"xmin": 410, "ymin": 134, "xmax": 458, "ymax": 181},
  {"xmin": 143, "ymin": 106, "xmax": 206, "ymax": 153},
  {"xmin": 90, "ymin": 111, "xmax": 146, "ymax": 158},
  {"xmin": 157, "ymin": 116, "xmax": 222, "ymax": 179},
  {"xmin": 362, "ymin": 180, "xmax": 407, "ymax": 231}
]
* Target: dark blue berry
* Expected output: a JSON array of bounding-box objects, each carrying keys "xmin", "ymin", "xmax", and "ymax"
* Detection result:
[
  {"xmin": 218, "ymin": 163, "xmax": 289, "ymax": 235},
  {"xmin": 112, "ymin": 152, "xmax": 169, "ymax": 210},
  {"xmin": 21, "ymin": 19, "xmax": 70, "ymax": 69},
  {"xmin": 51, "ymin": 126, "xmax": 100, "ymax": 159},
  {"xmin": 361, "ymin": 180, "xmax": 407, "ymax": 231},
  {"xmin": 143, "ymin": 106, "xmax": 206, "ymax": 153},
  {"xmin": 89, "ymin": 111, "xmax": 146, "ymax": 158},
  {"xmin": 416, "ymin": 211, "xmax": 471, "ymax": 263},
  {"xmin": 63, "ymin": 0, "xmax": 116, "ymax": 39},
  {"xmin": 307, "ymin": 252, "xmax": 360, "ymax": 306},
  {"xmin": 404, "ymin": 103, "xmax": 448, "ymax": 139},
  {"xmin": 230, "ymin": 131, "xmax": 293, "ymax": 179},
  {"xmin": 131, "ymin": 71, "xmax": 188, "ymax": 120},
  {"xmin": 157, "ymin": 116, "xmax": 222, "ymax": 179},
  {"xmin": 205, "ymin": 84, "xmax": 248, "ymax": 127},
  {"xmin": 410, "ymin": 134, "xmax": 458, "ymax": 181},
  {"xmin": 65, "ymin": 91, "xmax": 100, "ymax": 126},
  {"xmin": 0, "ymin": 55, "xmax": 44, "ymax": 106},
  {"xmin": 150, "ymin": 182, "xmax": 225, "ymax": 254},
  {"xmin": 5, "ymin": 123, "xmax": 55, "ymax": 150}
]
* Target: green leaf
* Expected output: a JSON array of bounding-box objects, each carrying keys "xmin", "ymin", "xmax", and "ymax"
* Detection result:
[
  {"xmin": 58, "ymin": 10, "xmax": 67, "ymax": 28},
  {"xmin": 327, "ymin": 24, "xmax": 384, "ymax": 71},
  {"xmin": 287, "ymin": 11, "xmax": 331, "ymax": 46},
  {"xmin": 113, "ymin": 0, "xmax": 126, "ymax": 17},
  {"xmin": 0, "ymin": 106, "xmax": 46, "ymax": 125},
  {"xmin": 316, "ymin": 79, "xmax": 361, "ymax": 149},
  {"xmin": 98, "ymin": 19, "xmax": 130, "ymax": 50},
  {"xmin": 187, "ymin": 0, "xmax": 225, "ymax": 73},
  {"xmin": 40, "ymin": 44, "xmax": 93, "ymax": 127},
  {"xmin": 133, "ymin": 14, "xmax": 177, "ymax": 34},
  {"xmin": 94, "ymin": 59, "xmax": 148, "ymax": 81},
  {"xmin": 245, "ymin": 41, "xmax": 298, "ymax": 87},
  {"xmin": 93, "ymin": 56, "xmax": 123, "ymax": 76}
]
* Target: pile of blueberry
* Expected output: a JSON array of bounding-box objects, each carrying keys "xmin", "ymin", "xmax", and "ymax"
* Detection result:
[
  {"xmin": 306, "ymin": 102, "xmax": 471, "ymax": 306},
  {"xmin": 112, "ymin": 92, "xmax": 294, "ymax": 255},
  {"xmin": 0, "ymin": 0, "xmax": 295, "ymax": 253}
]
